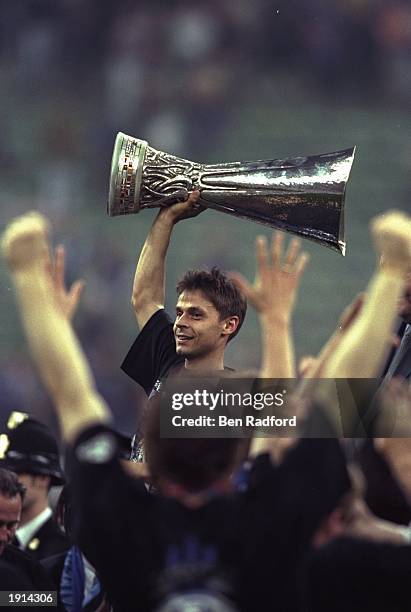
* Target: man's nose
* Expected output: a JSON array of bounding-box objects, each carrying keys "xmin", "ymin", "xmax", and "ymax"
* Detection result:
[{"xmin": 175, "ymin": 313, "xmax": 189, "ymax": 327}]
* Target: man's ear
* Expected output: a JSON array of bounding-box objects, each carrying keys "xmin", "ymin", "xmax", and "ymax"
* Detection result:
[{"xmin": 222, "ymin": 316, "xmax": 240, "ymax": 337}]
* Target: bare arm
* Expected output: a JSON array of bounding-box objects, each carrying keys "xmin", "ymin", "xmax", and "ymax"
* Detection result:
[
  {"xmin": 2, "ymin": 212, "xmax": 111, "ymax": 443},
  {"xmin": 296, "ymin": 293, "xmax": 365, "ymax": 402},
  {"xmin": 231, "ymin": 232, "xmax": 309, "ymax": 379},
  {"xmin": 324, "ymin": 211, "xmax": 411, "ymax": 378},
  {"xmin": 131, "ymin": 191, "xmax": 202, "ymax": 329},
  {"xmin": 231, "ymin": 232, "xmax": 309, "ymax": 460}
]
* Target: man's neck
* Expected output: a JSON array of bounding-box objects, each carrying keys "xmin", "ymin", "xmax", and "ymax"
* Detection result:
[
  {"xmin": 184, "ymin": 351, "xmax": 225, "ymax": 372},
  {"xmin": 21, "ymin": 498, "xmax": 49, "ymax": 526}
]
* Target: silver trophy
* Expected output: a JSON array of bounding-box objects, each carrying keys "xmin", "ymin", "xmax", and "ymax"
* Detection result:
[{"xmin": 108, "ymin": 132, "xmax": 355, "ymax": 254}]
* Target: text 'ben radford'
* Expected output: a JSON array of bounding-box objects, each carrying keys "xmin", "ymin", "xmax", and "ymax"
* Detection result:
[{"xmin": 171, "ymin": 415, "xmax": 297, "ymax": 428}]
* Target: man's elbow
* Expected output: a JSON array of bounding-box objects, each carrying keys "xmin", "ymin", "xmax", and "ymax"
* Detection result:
[
  {"xmin": 131, "ymin": 291, "xmax": 163, "ymax": 329},
  {"xmin": 131, "ymin": 292, "xmax": 139, "ymax": 313},
  {"xmin": 131, "ymin": 290, "xmax": 147, "ymax": 314}
]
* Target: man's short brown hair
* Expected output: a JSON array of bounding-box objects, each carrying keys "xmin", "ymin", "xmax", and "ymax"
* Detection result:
[
  {"xmin": 176, "ymin": 267, "xmax": 247, "ymax": 342},
  {"xmin": 144, "ymin": 397, "xmax": 243, "ymax": 492},
  {"xmin": 0, "ymin": 468, "xmax": 25, "ymax": 501}
]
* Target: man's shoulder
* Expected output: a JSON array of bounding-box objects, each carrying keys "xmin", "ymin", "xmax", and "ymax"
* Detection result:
[
  {"xmin": 35, "ymin": 516, "xmax": 68, "ymax": 544},
  {"xmin": 121, "ymin": 308, "xmax": 184, "ymax": 395},
  {"xmin": 27, "ymin": 517, "xmax": 69, "ymax": 560}
]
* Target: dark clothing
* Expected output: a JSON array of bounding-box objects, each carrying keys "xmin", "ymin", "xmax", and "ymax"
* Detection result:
[
  {"xmin": 42, "ymin": 551, "xmax": 68, "ymax": 589},
  {"xmin": 356, "ymin": 439, "xmax": 411, "ymax": 526},
  {"xmin": 306, "ymin": 537, "xmax": 411, "ymax": 612},
  {"xmin": 2, "ymin": 544, "xmax": 56, "ymax": 590},
  {"xmin": 3, "ymin": 545, "xmax": 64, "ymax": 611},
  {"xmin": 383, "ymin": 322, "xmax": 411, "ymax": 380},
  {"xmin": 0, "ymin": 557, "xmax": 35, "ymax": 589},
  {"xmin": 121, "ymin": 308, "xmax": 234, "ymax": 462},
  {"xmin": 121, "ymin": 309, "xmax": 184, "ymax": 396},
  {"xmin": 69, "ymin": 424, "xmax": 350, "ymax": 612},
  {"xmin": 22, "ymin": 517, "xmax": 70, "ymax": 562}
]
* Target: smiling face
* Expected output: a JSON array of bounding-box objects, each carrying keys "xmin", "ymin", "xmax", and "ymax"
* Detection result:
[
  {"xmin": 173, "ymin": 290, "xmax": 238, "ymax": 364},
  {"xmin": 0, "ymin": 494, "xmax": 21, "ymax": 556}
]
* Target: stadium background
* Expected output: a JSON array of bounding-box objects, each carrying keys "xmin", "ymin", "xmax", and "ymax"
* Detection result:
[{"xmin": 0, "ymin": 0, "xmax": 410, "ymax": 436}]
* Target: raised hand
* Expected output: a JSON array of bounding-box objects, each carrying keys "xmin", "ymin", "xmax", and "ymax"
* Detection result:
[
  {"xmin": 2, "ymin": 211, "xmax": 50, "ymax": 272},
  {"xmin": 2, "ymin": 211, "xmax": 84, "ymax": 320},
  {"xmin": 158, "ymin": 190, "xmax": 205, "ymax": 224},
  {"xmin": 371, "ymin": 210, "xmax": 411, "ymax": 273},
  {"xmin": 48, "ymin": 244, "xmax": 85, "ymax": 321},
  {"xmin": 230, "ymin": 232, "xmax": 309, "ymax": 324}
]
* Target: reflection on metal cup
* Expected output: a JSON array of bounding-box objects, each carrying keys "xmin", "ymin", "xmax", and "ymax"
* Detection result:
[{"xmin": 108, "ymin": 132, "xmax": 355, "ymax": 254}]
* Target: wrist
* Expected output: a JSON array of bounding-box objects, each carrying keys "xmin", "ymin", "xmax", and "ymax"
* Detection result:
[
  {"xmin": 379, "ymin": 261, "xmax": 410, "ymax": 278},
  {"xmin": 156, "ymin": 208, "xmax": 179, "ymax": 226},
  {"xmin": 259, "ymin": 312, "xmax": 291, "ymax": 329}
]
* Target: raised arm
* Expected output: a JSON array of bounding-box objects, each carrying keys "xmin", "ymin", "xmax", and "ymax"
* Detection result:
[
  {"xmin": 232, "ymin": 233, "xmax": 309, "ymax": 461},
  {"xmin": 231, "ymin": 232, "xmax": 309, "ymax": 378},
  {"xmin": 131, "ymin": 191, "xmax": 202, "ymax": 329},
  {"xmin": 2, "ymin": 212, "xmax": 110, "ymax": 443},
  {"xmin": 323, "ymin": 211, "xmax": 411, "ymax": 378}
]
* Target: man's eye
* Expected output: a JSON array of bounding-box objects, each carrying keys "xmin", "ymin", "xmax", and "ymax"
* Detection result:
[{"xmin": 191, "ymin": 313, "xmax": 202, "ymax": 319}]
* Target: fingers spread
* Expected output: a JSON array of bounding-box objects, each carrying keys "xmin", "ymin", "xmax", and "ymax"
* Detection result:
[
  {"xmin": 53, "ymin": 245, "xmax": 65, "ymax": 288},
  {"xmin": 271, "ymin": 232, "xmax": 284, "ymax": 267},
  {"xmin": 256, "ymin": 235, "xmax": 268, "ymax": 275},
  {"xmin": 69, "ymin": 280, "xmax": 85, "ymax": 307},
  {"xmin": 294, "ymin": 252, "xmax": 310, "ymax": 278},
  {"xmin": 284, "ymin": 238, "xmax": 301, "ymax": 269},
  {"xmin": 228, "ymin": 272, "xmax": 252, "ymax": 299}
]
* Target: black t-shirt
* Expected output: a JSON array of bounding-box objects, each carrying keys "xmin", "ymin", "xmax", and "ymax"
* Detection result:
[
  {"xmin": 121, "ymin": 309, "xmax": 184, "ymax": 396},
  {"xmin": 69, "ymin": 425, "xmax": 350, "ymax": 612}
]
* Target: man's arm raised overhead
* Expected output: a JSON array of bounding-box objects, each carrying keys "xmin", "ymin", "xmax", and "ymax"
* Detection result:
[{"xmin": 131, "ymin": 190, "xmax": 203, "ymax": 330}]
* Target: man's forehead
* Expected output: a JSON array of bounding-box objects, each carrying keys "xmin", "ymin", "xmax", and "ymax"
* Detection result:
[
  {"xmin": 0, "ymin": 494, "xmax": 21, "ymax": 517},
  {"xmin": 176, "ymin": 290, "xmax": 215, "ymax": 310}
]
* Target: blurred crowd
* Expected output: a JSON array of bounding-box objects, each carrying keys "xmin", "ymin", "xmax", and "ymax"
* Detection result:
[
  {"xmin": 0, "ymin": 203, "xmax": 410, "ymax": 610},
  {"xmin": 1, "ymin": 0, "xmax": 410, "ymax": 433},
  {"xmin": 1, "ymin": 0, "xmax": 410, "ymax": 174}
]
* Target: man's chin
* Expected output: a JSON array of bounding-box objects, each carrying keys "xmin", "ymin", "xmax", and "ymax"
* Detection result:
[
  {"xmin": 176, "ymin": 346, "xmax": 190, "ymax": 356},
  {"xmin": 176, "ymin": 345, "xmax": 203, "ymax": 359}
]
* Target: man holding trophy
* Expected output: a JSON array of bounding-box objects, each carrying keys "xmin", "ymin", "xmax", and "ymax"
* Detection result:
[
  {"xmin": 111, "ymin": 132, "xmax": 355, "ymax": 398},
  {"xmin": 120, "ymin": 190, "xmax": 247, "ymax": 397},
  {"xmin": 120, "ymin": 188, "xmax": 309, "ymax": 461},
  {"xmin": 107, "ymin": 132, "xmax": 355, "ymax": 459}
]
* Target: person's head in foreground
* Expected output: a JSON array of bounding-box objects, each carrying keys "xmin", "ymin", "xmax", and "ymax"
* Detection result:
[
  {"xmin": 144, "ymin": 396, "xmax": 244, "ymax": 505},
  {"xmin": 0, "ymin": 468, "xmax": 25, "ymax": 556}
]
